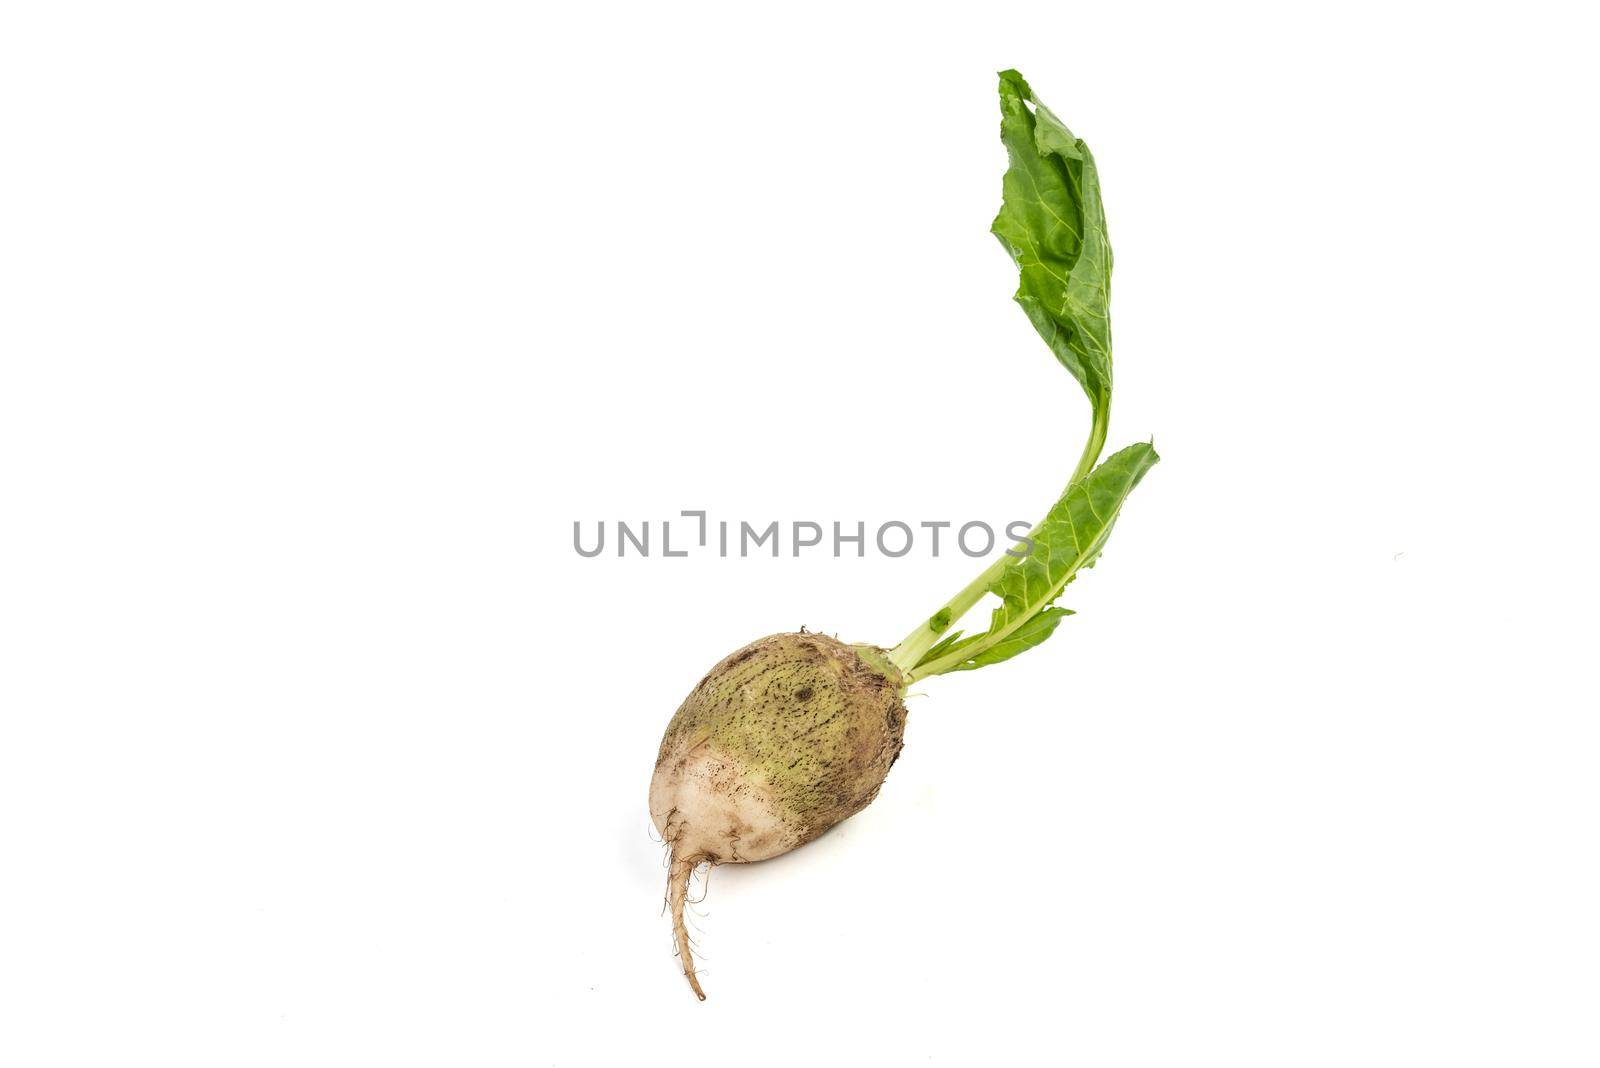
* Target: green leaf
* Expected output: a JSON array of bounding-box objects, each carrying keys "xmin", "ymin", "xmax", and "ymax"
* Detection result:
[
  {"xmin": 917, "ymin": 628, "xmax": 970, "ymax": 665},
  {"xmin": 991, "ymin": 69, "xmax": 1113, "ymax": 419},
  {"xmin": 990, "ymin": 442, "xmax": 1157, "ymax": 622},
  {"xmin": 909, "ymin": 442, "xmax": 1157, "ymax": 680},
  {"xmin": 940, "ymin": 607, "xmax": 1073, "ymax": 673}
]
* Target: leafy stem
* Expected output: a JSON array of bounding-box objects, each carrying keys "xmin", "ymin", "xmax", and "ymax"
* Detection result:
[
  {"xmin": 887, "ymin": 389, "xmax": 1108, "ymax": 677},
  {"xmin": 885, "ymin": 71, "xmax": 1156, "ymax": 685},
  {"xmin": 887, "ymin": 555, "xmax": 1009, "ymax": 674}
]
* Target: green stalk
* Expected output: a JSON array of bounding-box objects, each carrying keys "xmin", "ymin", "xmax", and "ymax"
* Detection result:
[
  {"xmin": 886, "ymin": 397, "xmax": 1110, "ymax": 678},
  {"xmin": 886, "ymin": 554, "xmax": 1008, "ymax": 675},
  {"xmin": 1067, "ymin": 390, "xmax": 1110, "ymax": 490}
]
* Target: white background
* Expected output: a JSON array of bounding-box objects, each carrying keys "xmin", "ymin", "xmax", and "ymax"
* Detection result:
[{"xmin": 3, "ymin": 2, "xmax": 1597, "ymax": 1065}]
